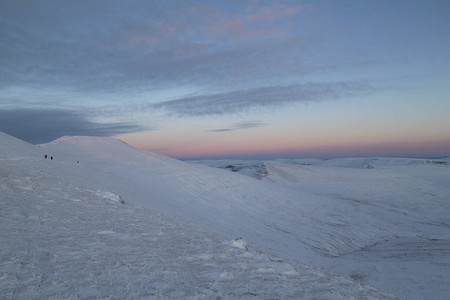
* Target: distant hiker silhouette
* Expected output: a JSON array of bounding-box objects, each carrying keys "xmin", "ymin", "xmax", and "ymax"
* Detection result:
[
  {"xmin": 45, "ymin": 155, "xmax": 47, "ymax": 159},
  {"xmin": 51, "ymin": 156, "xmax": 53, "ymax": 160}
]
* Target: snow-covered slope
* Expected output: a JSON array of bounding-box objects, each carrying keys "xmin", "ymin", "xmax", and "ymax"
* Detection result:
[
  {"xmin": 2, "ymin": 132, "xmax": 449, "ymax": 299},
  {"xmin": 0, "ymin": 132, "xmax": 400, "ymax": 299},
  {"xmin": 311, "ymin": 156, "xmax": 449, "ymax": 168},
  {"xmin": 39, "ymin": 136, "xmax": 450, "ymax": 299},
  {"xmin": 261, "ymin": 161, "xmax": 450, "ymax": 298},
  {"xmin": 39, "ymin": 137, "xmax": 403, "ymax": 260},
  {"xmin": 0, "ymin": 131, "xmax": 44, "ymax": 159},
  {"xmin": 187, "ymin": 159, "xmax": 265, "ymax": 178},
  {"xmin": 186, "ymin": 159, "xmax": 450, "ymax": 299}
]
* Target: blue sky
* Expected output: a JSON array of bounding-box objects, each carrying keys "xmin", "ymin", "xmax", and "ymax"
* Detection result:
[{"xmin": 1, "ymin": 0, "xmax": 449, "ymax": 158}]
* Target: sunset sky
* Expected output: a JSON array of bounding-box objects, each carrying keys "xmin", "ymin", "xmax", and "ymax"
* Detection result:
[{"xmin": 1, "ymin": 0, "xmax": 449, "ymax": 159}]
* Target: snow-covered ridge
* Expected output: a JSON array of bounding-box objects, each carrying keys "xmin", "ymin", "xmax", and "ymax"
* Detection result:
[
  {"xmin": 39, "ymin": 136, "xmax": 402, "ymax": 258},
  {"xmin": 2, "ymin": 132, "xmax": 450, "ymax": 299},
  {"xmin": 0, "ymin": 131, "xmax": 44, "ymax": 159},
  {"xmin": 40, "ymin": 135, "xmax": 169, "ymax": 161},
  {"xmin": 193, "ymin": 157, "xmax": 449, "ymax": 179},
  {"xmin": 312, "ymin": 156, "xmax": 449, "ymax": 168}
]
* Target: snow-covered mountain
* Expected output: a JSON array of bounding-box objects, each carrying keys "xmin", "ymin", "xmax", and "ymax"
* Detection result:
[
  {"xmin": 192, "ymin": 156, "xmax": 448, "ymax": 178},
  {"xmin": 1, "ymin": 132, "xmax": 449, "ymax": 299}
]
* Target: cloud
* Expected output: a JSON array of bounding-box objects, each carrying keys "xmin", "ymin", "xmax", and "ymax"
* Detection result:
[
  {"xmin": 0, "ymin": 1, "xmax": 322, "ymax": 99},
  {"xmin": 209, "ymin": 128, "xmax": 233, "ymax": 132},
  {"xmin": 0, "ymin": 109, "xmax": 145, "ymax": 144},
  {"xmin": 155, "ymin": 81, "xmax": 376, "ymax": 116},
  {"xmin": 0, "ymin": 0, "xmax": 388, "ymax": 139},
  {"xmin": 208, "ymin": 121, "xmax": 267, "ymax": 132},
  {"xmin": 234, "ymin": 121, "xmax": 267, "ymax": 129},
  {"xmin": 247, "ymin": 3, "xmax": 302, "ymax": 22},
  {"xmin": 207, "ymin": 2, "xmax": 302, "ymax": 40}
]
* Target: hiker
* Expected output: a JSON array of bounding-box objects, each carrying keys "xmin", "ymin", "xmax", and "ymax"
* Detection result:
[
  {"xmin": 51, "ymin": 156, "xmax": 53, "ymax": 160},
  {"xmin": 45, "ymin": 155, "xmax": 47, "ymax": 159}
]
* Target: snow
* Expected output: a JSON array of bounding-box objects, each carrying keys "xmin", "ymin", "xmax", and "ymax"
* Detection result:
[
  {"xmin": 0, "ymin": 131, "xmax": 44, "ymax": 159},
  {"xmin": 194, "ymin": 158, "xmax": 450, "ymax": 299},
  {"xmin": 187, "ymin": 159, "xmax": 265, "ymax": 178},
  {"xmin": 311, "ymin": 157, "xmax": 449, "ymax": 168},
  {"xmin": 1, "ymin": 132, "xmax": 449, "ymax": 299},
  {"xmin": 260, "ymin": 161, "xmax": 450, "ymax": 297},
  {"xmin": 230, "ymin": 238, "xmax": 249, "ymax": 251},
  {"xmin": 0, "ymin": 133, "xmax": 397, "ymax": 299}
]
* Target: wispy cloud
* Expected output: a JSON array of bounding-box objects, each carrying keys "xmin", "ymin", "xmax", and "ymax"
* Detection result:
[
  {"xmin": 0, "ymin": 1, "xmax": 320, "ymax": 98},
  {"xmin": 209, "ymin": 128, "xmax": 233, "ymax": 132},
  {"xmin": 207, "ymin": 2, "xmax": 302, "ymax": 40},
  {"xmin": 208, "ymin": 121, "xmax": 267, "ymax": 132},
  {"xmin": 234, "ymin": 121, "xmax": 267, "ymax": 129},
  {"xmin": 155, "ymin": 81, "xmax": 376, "ymax": 117}
]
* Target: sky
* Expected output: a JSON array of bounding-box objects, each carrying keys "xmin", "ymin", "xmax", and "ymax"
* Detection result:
[{"xmin": 1, "ymin": 0, "xmax": 449, "ymax": 159}]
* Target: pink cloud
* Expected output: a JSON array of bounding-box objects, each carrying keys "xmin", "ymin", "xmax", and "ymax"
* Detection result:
[
  {"xmin": 207, "ymin": 3, "xmax": 302, "ymax": 40},
  {"xmin": 247, "ymin": 4, "xmax": 302, "ymax": 22},
  {"xmin": 123, "ymin": 3, "xmax": 304, "ymax": 47},
  {"xmin": 124, "ymin": 22, "xmax": 184, "ymax": 46},
  {"xmin": 209, "ymin": 18, "xmax": 244, "ymax": 36}
]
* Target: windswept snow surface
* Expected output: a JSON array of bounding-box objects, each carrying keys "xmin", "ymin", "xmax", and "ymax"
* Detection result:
[
  {"xmin": 187, "ymin": 159, "xmax": 265, "ymax": 178},
  {"xmin": 261, "ymin": 161, "xmax": 450, "ymax": 297},
  {"xmin": 38, "ymin": 136, "xmax": 450, "ymax": 299},
  {"xmin": 2, "ymin": 157, "xmax": 398, "ymax": 299},
  {"xmin": 1, "ymin": 133, "xmax": 448, "ymax": 299},
  {"xmin": 194, "ymin": 158, "xmax": 450, "ymax": 299}
]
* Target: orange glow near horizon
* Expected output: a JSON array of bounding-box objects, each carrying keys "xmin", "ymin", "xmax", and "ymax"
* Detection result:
[{"xmin": 118, "ymin": 127, "xmax": 450, "ymax": 160}]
